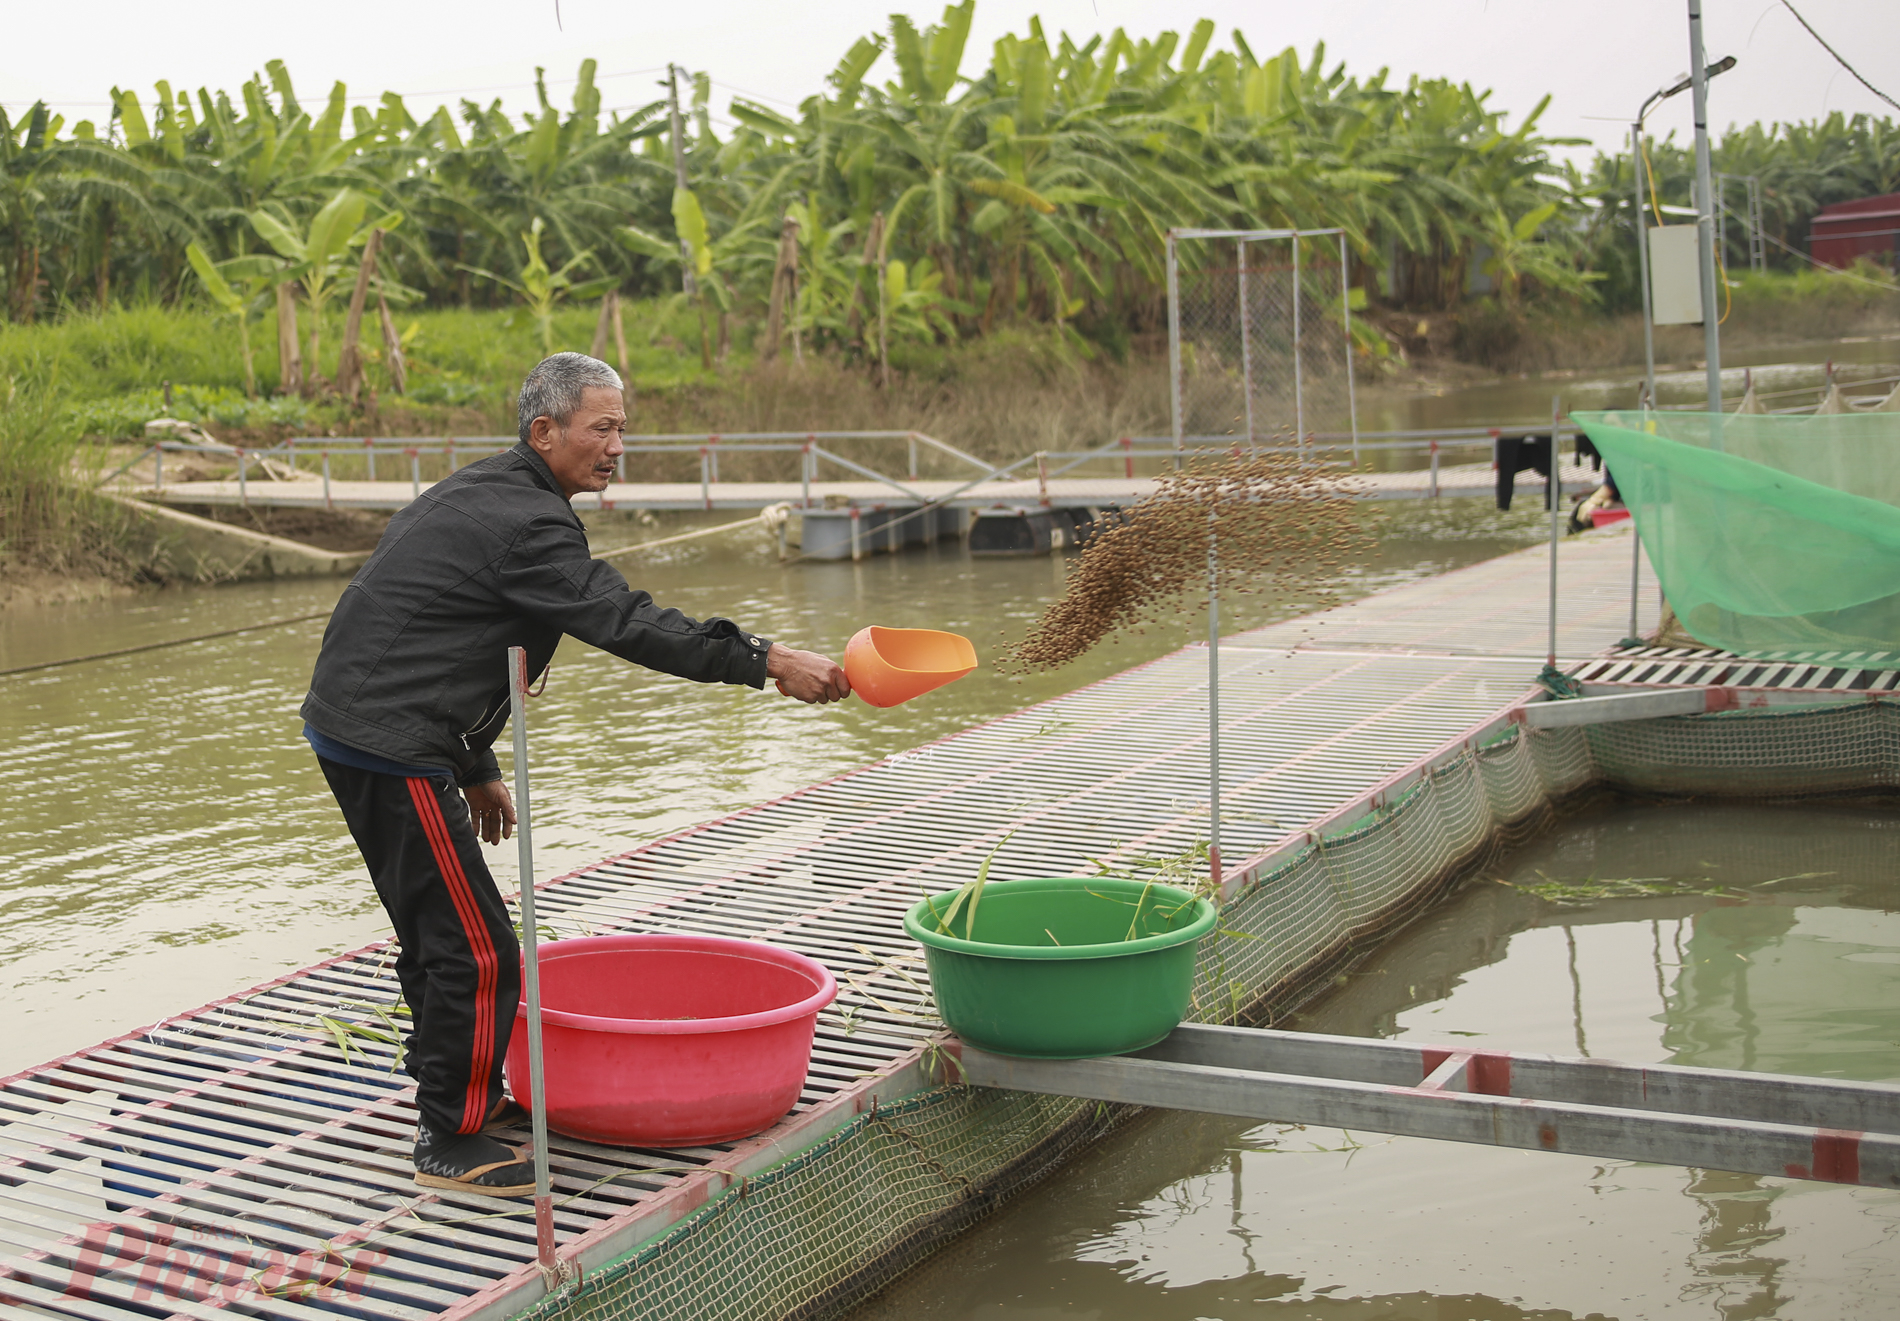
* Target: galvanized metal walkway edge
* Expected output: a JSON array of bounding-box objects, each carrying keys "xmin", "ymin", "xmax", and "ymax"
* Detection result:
[
  {"xmin": 965, "ymin": 1024, "xmax": 1900, "ymax": 1189},
  {"xmin": 4, "ymin": 525, "xmax": 1793, "ymax": 1321}
]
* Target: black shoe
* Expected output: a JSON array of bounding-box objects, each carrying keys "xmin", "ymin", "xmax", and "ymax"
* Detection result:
[
  {"xmin": 413, "ymin": 1126, "xmax": 535, "ymax": 1198},
  {"xmin": 483, "ymin": 1096, "xmax": 533, "ymax": 1133}
]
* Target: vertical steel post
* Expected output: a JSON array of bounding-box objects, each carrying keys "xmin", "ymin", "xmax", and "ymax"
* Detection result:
[
  {"xmin": 1548, "ymin": 397, "xmax": 1563, "ymax": 667},
  {"xmin": 237, "ymin": 449, "xmax": 248, "ymax": 506},
  {"xmin": 1688, "ymin": 1, "xmax": 1723, "ymax": 420},
  {"xmin": 154, "ymin": 446, "xmax": 163, "ymax": 492},
  {"xmin": 700, "ymin": 448, "xmax": 711, "ymax": 511},
  {"xmin": 908, "ymin": 436, "xmax": 918, "ymax": 480},
  {"xmin": 366, "ymin": 437, "xmax": 377, "ymax": 483},
  {"xmin": 1339, "ymin": 232, "xmax": 1360, "ymax": 468},
  {"xmin": 1291, "ymin": 233, "xmax": 1305, "ymax": 442},
  {"xmin": 1429, "ymin": 440, "xmax": 1440, "ymax": 499},
  {"xmin": 322, "ymin": 452, "xmax": 332, "ymax": 511},
  {"xmin": 1207, "ymin": 510, "xmax": 1221, "ymax": 891},
  {"xmin": 850, "ymin": 506, "xmax": 862, "ymax": 562},
  {"xmin": 1630, "ymin": 519, "xmax": 1644, "ymax": 642},
  {"xmin": 1633, "ymin": 122, "xmax": 1659, "ymax": 411},
  {"xmin": 506, "ymin": 646, "xmax": 557, "ymax": 1278},
  {"xmin": 1236, "ymin": 239, "xmax": 1255, "ymax": 447},
  {"xmin": 1166, "ymin": 232, "xmax": 1184, "ymax": 470},
  {"xmin": 802, "ymin": 439, "xmax": 813, "ymax": 508}
]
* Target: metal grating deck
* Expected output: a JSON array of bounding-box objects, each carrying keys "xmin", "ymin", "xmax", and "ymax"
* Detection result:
[
  {"xmin": 1576, "ymin": 645, "xmax": 1900, "ymax": 693},
  {"xmin": 2, "ymin": 531, "xmax": 1661, "ymax": 1320}
]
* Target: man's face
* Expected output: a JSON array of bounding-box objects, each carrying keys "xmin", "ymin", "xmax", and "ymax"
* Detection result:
[{"xmin": 529, "ymin": 386, "xmax": 626, "ymax": 497}]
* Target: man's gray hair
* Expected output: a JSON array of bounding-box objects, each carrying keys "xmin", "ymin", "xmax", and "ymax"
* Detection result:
[{"xmin": 516, "ymin": 352, "xmax": 624, "ymax": 442}]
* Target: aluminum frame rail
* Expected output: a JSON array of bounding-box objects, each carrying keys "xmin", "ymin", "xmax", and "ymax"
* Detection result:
[{"xmin": 963, "ymin": 1023, "xmax": 1900, "ymax": 1188}]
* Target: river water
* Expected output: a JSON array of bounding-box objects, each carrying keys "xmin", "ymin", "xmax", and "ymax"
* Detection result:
[
  {"xmin": 0, "ymin": 500, "xmax": 1544, "ymax": 1077},
  {"xmin": 847, "ymin": 799, "xmax": 1900, "ymax": 1321}
]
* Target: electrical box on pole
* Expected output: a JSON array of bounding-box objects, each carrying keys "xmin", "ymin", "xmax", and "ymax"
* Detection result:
[{"xmin": 1648, "ymin": 225, "xmax": 1705, "ymax": 324}]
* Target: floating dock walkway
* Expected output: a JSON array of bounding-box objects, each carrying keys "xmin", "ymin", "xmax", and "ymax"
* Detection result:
[
  {"xmin": 113, "ymin": 428, "xmax": 1603, "ymax": 561},
  {"xmin": 5, "ymin": 528, "xmax": 1896, "ymax": 1321}
]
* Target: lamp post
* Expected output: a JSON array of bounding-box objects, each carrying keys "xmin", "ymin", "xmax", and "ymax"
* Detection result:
[
  {"xmin": 1633, "ymin": 53, "xmax": 1736, "ymax": 412},
  {"xmin": 1687, "ymin": 5, "xmax": 1726, "ymax": 417}
]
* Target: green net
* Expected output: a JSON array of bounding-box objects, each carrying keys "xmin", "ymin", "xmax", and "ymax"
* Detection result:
[{"xmin": 1572, "ymin": 410, "xmax": 1900, "ymax": 664}]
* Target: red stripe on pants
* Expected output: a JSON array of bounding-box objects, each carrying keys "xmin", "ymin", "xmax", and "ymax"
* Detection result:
[{"xmin": 407, "ymin": 777, "xmax": 500, "ymax": 1133}]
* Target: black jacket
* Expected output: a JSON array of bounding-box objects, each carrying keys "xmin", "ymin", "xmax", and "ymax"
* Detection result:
[{"xmin": 301, "ymin": 442, "xmax": 772, "ymax": 786}]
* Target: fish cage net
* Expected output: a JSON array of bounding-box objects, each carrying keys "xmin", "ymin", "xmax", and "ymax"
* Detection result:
[
  {"xmin": 1169, "ymin": 230, "xmax": 1358, "ymax": 446},
  {"xmin": 1574, "ymin": 409, "xmax": 1900, "ymax": 665},
  {"xmin": 515, "ymin": 698, "xmax": 1898, "ymax": 1321}
]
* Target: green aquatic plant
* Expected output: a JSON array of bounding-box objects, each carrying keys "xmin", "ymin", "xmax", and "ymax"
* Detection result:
[
  {"xmin": 923, "ymin": 830, "xmax": 1015, "ymax": 936},
  {"xmin": 1499, "ymin": 871, "xmax": 1743, "ymax": 907}
]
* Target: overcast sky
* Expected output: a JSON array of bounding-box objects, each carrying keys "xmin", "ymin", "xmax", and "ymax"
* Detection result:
[{"xmin": 7, "ymin": 1, "xmax": 1897, "ymax": 164}]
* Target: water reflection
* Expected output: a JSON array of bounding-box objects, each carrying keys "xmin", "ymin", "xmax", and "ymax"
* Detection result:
[{"xmin": 848, "ymin": 800, "xmax": 1900, "ymax": 1320}]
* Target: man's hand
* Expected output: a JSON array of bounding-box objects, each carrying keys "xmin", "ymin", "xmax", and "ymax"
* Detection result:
[
  {"xmin": 767, "ymin": 642, "xmax": 851, "ymax": 704},
  {"xmin": 464, "ymin": 779, "xmax": 516, "ymax": 845}
]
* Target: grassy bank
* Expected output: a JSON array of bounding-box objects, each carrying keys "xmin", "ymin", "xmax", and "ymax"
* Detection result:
[
  {"xmin": 0, "ymin": 297, "xmax": 1169, "ymax": 456},
  {"xmin": 0, "ymin": 374, "xmax": 152, "ymax": 597},
  {"xmin": 1440, "ymin": 265, "xmax": 1900, "ymax": 376}
]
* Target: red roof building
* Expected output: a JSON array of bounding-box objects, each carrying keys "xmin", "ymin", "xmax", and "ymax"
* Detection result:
[{"xmin": 1809, "ymin": 192, "xmax": 1900, "ymax": 270}]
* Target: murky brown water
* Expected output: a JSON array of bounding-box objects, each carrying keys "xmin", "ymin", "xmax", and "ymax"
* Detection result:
[
  {"xmin": 846, "ymin": 799, "xmax": 1900, "ymax": 1321},
  {"xmin": 0, "ymin": 501, "xmax": 1542, "ymax": 1076}
]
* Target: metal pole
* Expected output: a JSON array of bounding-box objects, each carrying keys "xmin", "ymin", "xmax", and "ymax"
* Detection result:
[
  {"xmin": 1236, "ymin": 239, "xmax": 1255, "ymax": 446},
  {"xmin": 1688, "ymin": 1, "xmax": 1723, "ymax": 418},
  {"xmin": 506, "ymin": 646, "xmax": 558, "ymax": 1277},
  {"xmin": 1340, "ymin": 231, "xmax": 1360, "ymax": 468},
  {"xmin": 1548, "ymin": 396, "xmax": 1562, "ymax": 667},
  {"xmin": 366, "ymin": 437, "xmax": 376, "ymax": 483},
  {"xmin": 1749, "ymin": 176, "xmax": 1765, "ymax": 273},
  {"xmin": 1630, "ymin": 519, "xmax": 1644, "ymax": 643},
  {"xmin": 237, "ymin": 449, "xmax": 247, "ymax": 506},
  {"xmin": 1291, "ymin": 232, "xmax": 1305, "ymax": 442},
  {"xmin": 1166, "ymin": 232, "xmax": 1184, "ymax": 470},
  {"xmin": 1633, "ymin": 122, "xmax": 1659, "ymax": 410},
  {"xmin": 1206, "ymin": 511, "xmax": 1221, "ymax": 891},
  {"xmin": 322, "ymin": 452, "xmax": 332, "ymax": 511},
  {"xmin": 802, "ymin": 438, "xmax": 812, "ymax": 508}
]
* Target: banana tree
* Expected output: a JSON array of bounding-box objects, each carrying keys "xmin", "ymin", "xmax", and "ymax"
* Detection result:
[
  {"xmin": 183, "ymin": 244, "xmax": 280, "ymax": 396},
  {"xmin": 1480, "ymin": 201, "xmax": 1600, "ymax": 307},
  {"xmin": 462, "ymin": 217, "xmax": 616, "ymax": 356},
  {"xmin": 617, "ymin": 189, "xmax": 770, "ymax": 367},
  {"xmin": 250, "ymin": 187, "xmax": 398, "ymax": 390}
]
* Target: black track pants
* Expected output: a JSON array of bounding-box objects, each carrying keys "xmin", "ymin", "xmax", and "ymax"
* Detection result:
[{"xmin": 318, "ymin": 758, "xmax": 520, "ymax": 1138}]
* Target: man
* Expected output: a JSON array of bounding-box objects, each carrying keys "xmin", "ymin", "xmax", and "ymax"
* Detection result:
[{"xmin": 302, "ymin": 352, "xmax": 848, "ymax": 1197}]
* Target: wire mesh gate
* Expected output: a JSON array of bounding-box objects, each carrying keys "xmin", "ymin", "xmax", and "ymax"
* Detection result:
[{"xmin": 1166, "ymin": 227, "xmax": 1360, "ymax": 459}]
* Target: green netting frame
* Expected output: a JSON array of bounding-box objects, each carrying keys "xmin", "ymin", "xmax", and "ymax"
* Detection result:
[
  {"xmin": 516, "ymin": 699, "xmax": 1898, "ymax": 1321},
  {"xmin": 1573, "ymin": 410, "xmax": 1900, "ymax": 663}
]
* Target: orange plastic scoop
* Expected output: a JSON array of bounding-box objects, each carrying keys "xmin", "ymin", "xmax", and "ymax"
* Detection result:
[{"xmin": 843, "ymin": 626, "xmax": 978, "ymax": 707}]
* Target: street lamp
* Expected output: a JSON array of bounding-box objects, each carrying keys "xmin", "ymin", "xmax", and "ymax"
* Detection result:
[{"xmin": 1632, "ymin": 53, "xmax": 1736, "ymax": 413}]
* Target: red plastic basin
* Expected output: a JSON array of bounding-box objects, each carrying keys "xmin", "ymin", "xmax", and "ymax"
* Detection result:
[{"xmin": 504, "ymin": 933, "xmax": 837, "ymax": 1147}]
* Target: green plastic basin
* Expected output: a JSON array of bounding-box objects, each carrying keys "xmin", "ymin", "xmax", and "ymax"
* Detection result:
[{"xmin": 903, "ymin": 876, "xmax": 1217, "ymax": 1059}]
